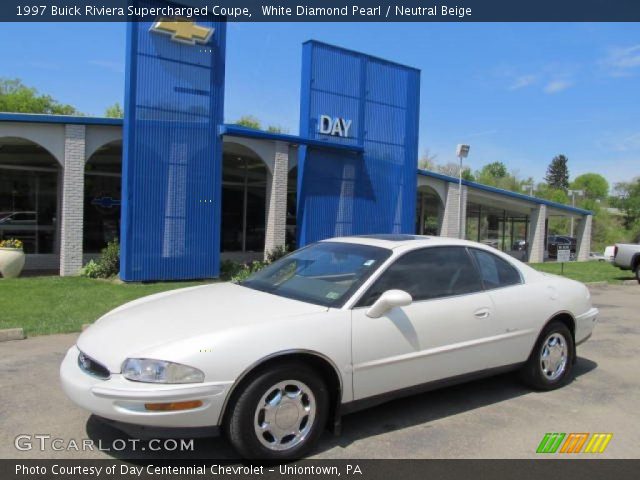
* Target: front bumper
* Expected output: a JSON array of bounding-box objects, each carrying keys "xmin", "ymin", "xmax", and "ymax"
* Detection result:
[
  {"xmin": 575, "ymin": 307, "xmax": 599, "ymax": 345},
  {"xmin": 60, "ymin": 345, "xmax": 232, "ymax": 429}
]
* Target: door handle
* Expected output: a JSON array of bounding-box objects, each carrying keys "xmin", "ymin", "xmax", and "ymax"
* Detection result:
[{"xmin": 474, "ymin": 308, "xmax": 491, "ymax": 319}]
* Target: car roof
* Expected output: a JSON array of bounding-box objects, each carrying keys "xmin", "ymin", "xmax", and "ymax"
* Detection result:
[{"xmin": 322, "ymin": 234, "xmax": 486, "ymax": 250}]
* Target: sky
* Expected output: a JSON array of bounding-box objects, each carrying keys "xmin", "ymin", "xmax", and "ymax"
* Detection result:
[{"xmin": 0, "ymin": 22, "xmax": 638, "ymax": 186}]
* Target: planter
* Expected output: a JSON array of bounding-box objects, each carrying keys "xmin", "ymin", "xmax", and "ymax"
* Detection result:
[{"xmin": 0, "ymin": 248, "xmax": 25, "ymax": 278}]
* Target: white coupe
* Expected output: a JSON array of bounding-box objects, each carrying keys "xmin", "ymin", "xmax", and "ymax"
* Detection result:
[{"xmin": 60, "ymin": 235, "xmax": 598, "ymax": 459}]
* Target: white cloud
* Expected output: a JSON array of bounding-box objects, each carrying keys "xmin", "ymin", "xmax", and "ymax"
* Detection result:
[
  {"xmin": 597, "ymin": 131, "xmax": 640, "ymax": 153},
  {"xmin": 602, "ymin": 45, "xmax": 640, "ymax": 77},
  {"xmin": 544, "ymin": 79, "xmax": 573, "ymax": 94},
  {"xmin": 509, "ymin": 74, "xmax": 537, "ymax": 90},
  {"xmin": 89, "ymin": 60, "xmax": 124, "ymax": 73}
]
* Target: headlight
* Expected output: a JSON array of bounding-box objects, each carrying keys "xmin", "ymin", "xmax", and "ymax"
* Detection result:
[{"xmin": 122, "ymin": 358, "xmax": 204, "ymax": 384}]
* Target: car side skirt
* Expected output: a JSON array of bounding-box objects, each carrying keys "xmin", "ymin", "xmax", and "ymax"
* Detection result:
[{"xmin": 339, "ymin": 363, "xmax": 524, "ymax": 416}]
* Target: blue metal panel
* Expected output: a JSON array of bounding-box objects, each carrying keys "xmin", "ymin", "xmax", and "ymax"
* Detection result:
[
  {"xmin": 297, "ymin": 41, "xmax": 420, "ymax": 246},
  {"xmin": 121, "ymin": 3, "xmax": 226, "ymax": 281}
]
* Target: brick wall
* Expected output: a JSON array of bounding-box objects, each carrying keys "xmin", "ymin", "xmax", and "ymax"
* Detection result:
[{"xmin": 59, "ymin": 124, "xmax": 85, "ymax": 276}]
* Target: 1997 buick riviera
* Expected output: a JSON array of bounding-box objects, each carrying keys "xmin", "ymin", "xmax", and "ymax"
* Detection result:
[{"xmin": 61, "ymin": 235, "xmax": 598, "ymax": 459}]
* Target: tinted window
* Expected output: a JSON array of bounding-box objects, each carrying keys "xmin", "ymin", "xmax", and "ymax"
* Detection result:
[
  {"xmin": 357, "ymin": 247, "xmax": 483, "ymax": 306},
  {"xmin": 470, "ymin": 249, "xmax": 521, "ymax": 289}
]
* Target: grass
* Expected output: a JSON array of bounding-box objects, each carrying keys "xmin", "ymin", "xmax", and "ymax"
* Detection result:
[
  {"xmin": 0, "ymin": 276, "xmax": 211, "ymax": 337},
  {"xmin": 0, "ymin": 261, "xmax": 636, "ymax": 337},
  {"xmin": 530, "ymin": 260, "xmax": 635, "ymax": 284}
]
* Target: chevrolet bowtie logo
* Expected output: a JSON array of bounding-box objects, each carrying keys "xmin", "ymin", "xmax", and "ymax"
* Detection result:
[{"xmin": 150, "ymin": 19, "xmax": 214, "ymax": 45}]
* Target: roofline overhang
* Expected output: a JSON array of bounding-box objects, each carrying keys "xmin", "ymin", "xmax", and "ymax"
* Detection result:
[{"xmin": 417, "ymin": 168, "xmax": 592, "ymax": 216}]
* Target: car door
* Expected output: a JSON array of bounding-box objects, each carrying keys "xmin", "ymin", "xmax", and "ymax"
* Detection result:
[
  {"xmin": 350, "ymin": 246, "xmax": 503, "ymax": 400},
  {"xmin": 468, "ymin": 248, "xmax": 540, "ymax": 366}
]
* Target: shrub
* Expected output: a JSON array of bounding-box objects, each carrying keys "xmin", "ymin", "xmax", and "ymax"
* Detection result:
[
  {"xmin": 80, "ymin": 259, "xmax": 102, "ymax": 279},
  {"xmin": 266, "ymin": 245, "xmax": 289, "ymax": 263},
  {"xmin": 221, "ymin": 245, "xmax": 290, "ymax": 283},
  {"xmin": 0, "ymin": 238, "xmax": 23, "ymax": 249},
  {"xmin": 81, "ymin": 239, "xmax": 120, "ymax": 278},
  {"xmin": 230, "ymin": 260, "xmax": 268, "ymax": 283}
]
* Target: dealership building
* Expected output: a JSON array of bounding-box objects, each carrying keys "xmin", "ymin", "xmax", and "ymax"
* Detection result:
[{"xmin": 0, "ymin": 20, "xmax": 592, "ymax": 279}]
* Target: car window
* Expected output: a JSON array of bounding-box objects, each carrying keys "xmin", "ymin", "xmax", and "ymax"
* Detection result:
[
  {"xmin": 470, "ymin": 249, "xmax": 521, "ymax": 289},
  {"xmin": 241, "ymin": 242, "xmax": 392, "ymax": 308},
  {"xmin": 356, "ymin": 247, "xmax": 483, "ymax": 307}
]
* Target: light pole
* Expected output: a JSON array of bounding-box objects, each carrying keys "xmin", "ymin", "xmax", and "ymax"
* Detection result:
[
  {"xmin": 522, "ymin": 182, "xmax": 534, "ymax": 196},
  {"xmin": 456, "ymin": 144, "xmax": 470, "ymax": 239},
  {"xmin": 567, "ymin": 189, "xmax": 584, "ymax": 237}
]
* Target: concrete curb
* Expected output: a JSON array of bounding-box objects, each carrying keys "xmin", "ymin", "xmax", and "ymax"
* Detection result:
[
  {"xmin": 586, "ymin": 281, "xmax": 608, "ymax": 287},
  {"xmin": 622, "ymin": 280, "xmax": 639, "ymax": 286},
  {"xmin": 0, "ymin": 328, "xmax": 25, "ymax": 342}
]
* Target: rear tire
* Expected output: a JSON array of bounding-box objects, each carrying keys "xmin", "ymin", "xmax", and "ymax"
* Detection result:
[
  {"xmin": 635, "ymin": 267, "xmax": 640, "ymax": 284},
  {"xmin": 520, "ymin": 321, "xmax": 574, "ymax": 391},
  {"xmin": 225, "ymin": 362, "xmax": 329, "ymax": 460}
]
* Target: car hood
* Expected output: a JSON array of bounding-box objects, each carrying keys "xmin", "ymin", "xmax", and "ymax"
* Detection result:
[{"xmin": 76, "ymin": 282, "xmax": 327, "ymax": 372}]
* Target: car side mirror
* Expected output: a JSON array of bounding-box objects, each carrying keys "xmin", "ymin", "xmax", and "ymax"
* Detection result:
[{"xmin": 366, "ymin": 290, "xmax": 412, "ymax": 318}]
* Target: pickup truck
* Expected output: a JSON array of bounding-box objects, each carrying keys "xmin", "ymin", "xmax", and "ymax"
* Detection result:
[{"xmin": 614, "ymin": 243, "xmax": 640, "ymax": 283}]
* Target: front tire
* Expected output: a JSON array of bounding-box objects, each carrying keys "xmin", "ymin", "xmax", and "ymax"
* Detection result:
[
  {"xmin": 225, "ymin": 362, "xmax": 329, "ymax": 460},
  {"xmin": 520, "ymin": 321, "xmax": 574, "ymax": 390}
]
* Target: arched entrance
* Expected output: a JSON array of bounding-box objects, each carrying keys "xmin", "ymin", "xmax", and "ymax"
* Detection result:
[
  {"xmin": 0, "ymin": 137, "xmax": 61, "ymax": 264},
  {"xmin": 222, "ymin": 142, "xmax": 268, "ymax": 255},
  {"xmin": 416, "ymin": 185, "xmax": 444, "ymax": 235},
  {"xmin": 84, "ymin": 140, "xmax": 122, "ymax": 253}
]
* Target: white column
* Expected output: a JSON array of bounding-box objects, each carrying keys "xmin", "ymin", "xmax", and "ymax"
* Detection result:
[
  {"xmin": 263, "ymin": 141, "xmax": 288, "ymax": 259},
  {"xmin": 527, "ymin": 204, "xmax": 547, "ymax": 263},
  {"xmin": 439, "ymin": 182, "xmax": 467, "ymax": 238},
  {"xmin": 575, "ymin": 215, "xmax": 592, "ymax": 261},
  {"xmin": 59, "ymin": 124, "xmax": 85, "ymax": 276}
]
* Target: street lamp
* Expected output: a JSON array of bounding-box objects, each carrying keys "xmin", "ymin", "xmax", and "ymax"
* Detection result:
[
  {"xmin": 567, "ymin": 189, "xmax": 584, "ymax": 237},
  {"xmin": 522, "ymin": 182, "xmax": 534, "ymax": 196},
  {"xmin": 456, "ymin": 144, "xmax": 470, "ymax": 239}
]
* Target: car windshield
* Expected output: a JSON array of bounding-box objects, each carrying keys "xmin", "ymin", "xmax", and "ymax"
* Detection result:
[{"xmin": 240, "ymin": 241, "xmax": 392, "ymax": 308}]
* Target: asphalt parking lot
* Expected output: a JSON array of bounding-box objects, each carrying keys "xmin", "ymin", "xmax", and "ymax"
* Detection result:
[{"xmin": 1, "ymin": 284, "xmax": 638, "ymax": 459}]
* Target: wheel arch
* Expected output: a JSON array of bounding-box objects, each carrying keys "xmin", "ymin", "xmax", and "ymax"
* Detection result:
[
  {"xmin": 530, "ymin": 311, "xmax": 577, "ymax": 363},
  {"xmin": 631, "ymin": 253, "xmax": 640, "ymax": 272},
  {"xmin": 218, "ymin": 350, "xmax": 344, "ymax": 430}
]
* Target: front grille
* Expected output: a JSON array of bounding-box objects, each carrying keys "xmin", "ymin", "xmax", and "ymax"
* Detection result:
[{"xmin": 78, "ymin": 351, "xmax": 110, "ymax": 379}]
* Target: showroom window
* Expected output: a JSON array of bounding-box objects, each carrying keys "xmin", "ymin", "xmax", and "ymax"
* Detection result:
[
  {"xmin": 357, "ymin": 246, "xmax": 483, "ymax": 306},
  {"xmin": 84, "ymin": 141, "xmax": 122, "ymax": 253},
  {"xmin": 0, "ymin": 138, "xmax": 59, "ymax": 254}
]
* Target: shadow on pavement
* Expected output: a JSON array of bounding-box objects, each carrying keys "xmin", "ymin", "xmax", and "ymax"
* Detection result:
[{"xmin": 85, "ymin": 357, "xmax": 598, "ymax": 460}]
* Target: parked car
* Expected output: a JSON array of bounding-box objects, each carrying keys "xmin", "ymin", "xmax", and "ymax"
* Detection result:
[
  {"xmin": 60, "ymin": 235, "xmax": 599, "ymax": 460},
  {"xmin": 0, "ymin": 211, "xmax": 37, "ymax": 225},
  {"xmin": 547, "ymin": 235, "xmax": 576, "ymax": 258},
  {"xmin": 512, "ymin": 239, "xmax": 528, "ymax": 251},
  {"xmin": 613, "ymin": 243, "xmax": 640, "ymax": 283}
]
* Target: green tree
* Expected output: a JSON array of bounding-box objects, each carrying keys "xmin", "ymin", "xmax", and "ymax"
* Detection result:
[
  {"xmin": 0, "ymin": 78, "xmax": 81, "ymax": 115},
  {"xmin": 571, "ymin": 173, "xmax": 609, "ymax": 201},
  {"xmin": 104, "ymin": 102, "xmax": 123, "ymax": 118},
  {"xmin": 545, "ymin": 155, "xmax": 570, "ymax": 191},
  {"xmin": 480, "ymin": 161, "xmax": 507, "ymax": 179},
  {"xmin": 235, "ymin": 115, "xmax": 261, "ymax": 129},
  {"xmin": 266, "ymin": 125, "xmax": 288, "ymax": 134},
  {"xmin": 614, "ymin": 178, "xmax": 640, "ymax": 230},
  {"xmin": 474, "ymin": 161, "xmax": 521, "ymax": 192},
  {"xmin": 536, "ymin": 183, "xmax": 570, "ymax": 204}
]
